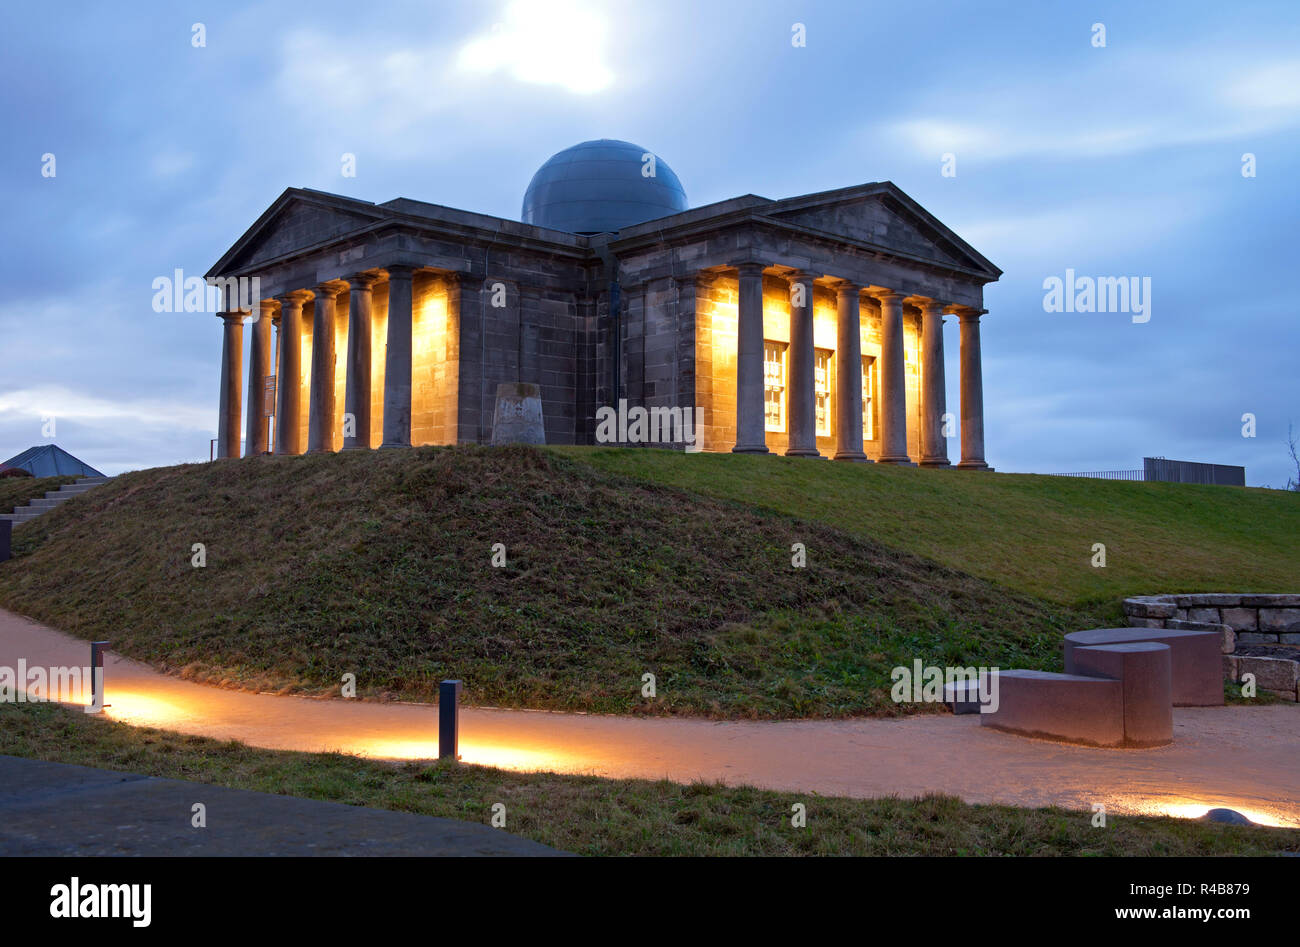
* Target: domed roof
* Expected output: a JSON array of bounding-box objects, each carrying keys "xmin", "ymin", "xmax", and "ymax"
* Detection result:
[{"xmin": 521, "ymin": 139, "xmax": 688, "ymax": 235}]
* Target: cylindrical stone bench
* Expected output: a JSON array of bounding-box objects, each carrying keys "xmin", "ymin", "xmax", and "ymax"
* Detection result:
[
  {"xmin": 1064, "ymin": 628, "xmax": 1222, "ymax": 706},
  {"xmin": 1070, "ymin": 642, "xmax": 1173, "ymax": 747}
]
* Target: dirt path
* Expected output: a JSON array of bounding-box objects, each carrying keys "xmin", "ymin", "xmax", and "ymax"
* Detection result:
[{"xmin": 3, "ymin": 608, "xmax": 1297, "ymax": 827}]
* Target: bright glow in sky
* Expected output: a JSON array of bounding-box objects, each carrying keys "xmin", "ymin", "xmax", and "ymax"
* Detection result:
[{"xmin": 456, "ymin": 0, "xmax": 614, "ymax": 94}]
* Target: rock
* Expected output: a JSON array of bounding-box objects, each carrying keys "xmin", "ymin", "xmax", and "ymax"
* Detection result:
[
  {"xmin": 1124, "ymin": 600, "xmax": 1177, "ymax": 619},
  {"xmin": 1222, "ymin": 655, "xmax": 1240, "ymax": 680},
  {"xmin": 1221, "ymin": 607, "xmax": 1258, "ymax": 631},
  {"xmin": 1241, "ymin": 594, "xmax": 1300, "ymax": 608},
  {"xmin": 1187, "ymin": 607, "xmax": 1221, "ymax": 623},
  {"xmin": 1237, "ymin": 632, "xmax": 1280, "ymax": 646},
  {"xmin": 1260, "ymin": 608, "xmax": 1300, "ymax": 633},
  {"xmin": 1174, "ymin": 594, "xmax": 1242, "ymax": 607},
  {"xmin": 1126, "ymin": 617, "xmax": 1166, "ymax": 629},
  {"xmin": 1202, "ymin": 808, "xmax": 1254, "ymax": 826},
  {"xmin": 1237, "ymin": 655, "xmax": 1300, "ymax": 692}
]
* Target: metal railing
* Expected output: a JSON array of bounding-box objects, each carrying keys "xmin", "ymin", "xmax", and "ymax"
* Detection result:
[{"xmin": 1051, "ymin": 469, "xmax": 1144, "ymax": 481}]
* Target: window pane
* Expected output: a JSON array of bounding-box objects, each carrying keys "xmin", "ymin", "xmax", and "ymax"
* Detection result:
[
  {"xmin": 815, "ymin": 349, "xmax": 832, "ymax": 437},
  {"xmin": 862, "ymin": 356, "xmax": 875, "ymax": 440},
  {"xmin": 764, "ymin": 341, "xmax": 786, "ymax": 432}
]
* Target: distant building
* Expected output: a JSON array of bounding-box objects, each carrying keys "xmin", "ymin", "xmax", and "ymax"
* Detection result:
[
  {"xmin": 1054, "ymin": 458, "xmax": 1246, "ymax": 486},
  {"xmin": 207, "ymin": 138, "xmax": 1001, "ymax": 466},
  {"xmin": 2, "ymin": 445, "xmax": 104, "ymax": 478}
]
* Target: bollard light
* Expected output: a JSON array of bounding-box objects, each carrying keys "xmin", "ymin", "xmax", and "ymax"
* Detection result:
[
  {"xmin": 439, "ymin": 679, "xmax": 463, "ymax": 761},
  {"xmin": 89, "ymin": 641, "xmax": 110, "ymax": 712},
  {"xmin": 0, "ymin": 518, "xmax": 11, "ymax": 563}
]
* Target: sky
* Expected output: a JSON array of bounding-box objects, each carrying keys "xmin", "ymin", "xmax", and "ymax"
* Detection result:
[{"xmin": 2, "ymin": 0, "xmax": 1297, "ymax": 485}]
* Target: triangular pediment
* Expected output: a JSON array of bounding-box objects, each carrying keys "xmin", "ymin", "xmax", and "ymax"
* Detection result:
[
  {"xmin": 762, "ymin": 183, "xmax": 1000, "ymax": 278},
  {"xmin": 209, "ymin": 189, "xmax": 388, "ymax": 275}
]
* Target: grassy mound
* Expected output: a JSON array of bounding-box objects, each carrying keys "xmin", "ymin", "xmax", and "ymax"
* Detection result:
[
  {"xmin": 0, "ymin": 446, "xmax": 1096, "ymax": 717},
  {"xmin": 566, "ymin": 448, "xmax": 1300, "ymax": 606}
]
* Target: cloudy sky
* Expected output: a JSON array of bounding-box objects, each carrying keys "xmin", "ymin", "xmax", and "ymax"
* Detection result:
[{"xmin": 3, "ymin": 0, "xmax": 1297, "ymax": 485}]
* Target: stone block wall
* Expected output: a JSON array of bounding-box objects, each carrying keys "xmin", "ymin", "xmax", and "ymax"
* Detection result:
[{"xmin": 1124, "ymin": 593, "xmax": 1300, "ymax": 701}]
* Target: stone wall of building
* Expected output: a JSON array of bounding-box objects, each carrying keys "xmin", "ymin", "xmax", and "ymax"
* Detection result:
[{"xmin": 411, "ymin": 273, "xmax": 458, "ymax": 447}]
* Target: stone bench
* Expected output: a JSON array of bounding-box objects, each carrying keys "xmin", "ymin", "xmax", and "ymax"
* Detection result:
[
  {"xmin": 979, "ymin": 642, "xmax": 1174, "ymax": 748},
  {"xmin": 1063, "ymin": 627, "xmax": 1222, "ymax": 706},
  {"xmin": 978, "ymin": 670, "xmax": 1125, "ymax": 746}
]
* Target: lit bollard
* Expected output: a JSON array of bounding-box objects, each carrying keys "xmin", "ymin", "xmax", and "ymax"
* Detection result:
[
  {"xmin": 89, "ymin": 641, "xmax": 110, "ymax": 713},
  {"xmin": 439, "ymin": 679, "xmax": 462, "ymax": 761}
]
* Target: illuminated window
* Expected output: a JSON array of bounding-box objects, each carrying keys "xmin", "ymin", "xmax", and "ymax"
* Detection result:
[
  {"xmin": 764, "ymin": 341, "xmax": 787, "ymax": 432},
  {"xmin": 814, "ymin": 348, "xmax": 833, "ymax": 437},
  {"xmin": 862, "ymin": 355, "xmax": 877, "ymax": 441}
]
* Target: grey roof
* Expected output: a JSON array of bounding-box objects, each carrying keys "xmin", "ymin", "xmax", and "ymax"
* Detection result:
[
  {"xmin": 2, "ymin": 445, "xmax": 104, "ymax": 478},
  {"xmin": 521, "ymin": 139, "xmax": 688, "ymax": 235}
]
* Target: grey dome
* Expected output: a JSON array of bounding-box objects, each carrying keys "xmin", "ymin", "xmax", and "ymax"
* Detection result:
[{"xmin": 522, "ymin": 139, "xmax": 688, "ymax": 235}]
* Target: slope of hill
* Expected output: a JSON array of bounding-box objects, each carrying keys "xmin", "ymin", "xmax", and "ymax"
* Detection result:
[
  {"xmin": 0, "ymin": 446, "xmax": 1099, "ymax": 717},
  {"xmin": 567, "ymin": 448, "xmax": 1300, "ymax": 606}
]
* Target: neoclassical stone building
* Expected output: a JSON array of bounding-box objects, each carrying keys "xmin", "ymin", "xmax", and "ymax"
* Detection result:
[{"xmin": 208, "ymin": 139, "xmax": 1000, "ymax": 466}]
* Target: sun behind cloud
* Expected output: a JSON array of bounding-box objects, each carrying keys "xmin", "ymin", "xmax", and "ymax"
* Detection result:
[{"xmin": 456, "ymin": 0, "xmax": 615, "ymax": 94}]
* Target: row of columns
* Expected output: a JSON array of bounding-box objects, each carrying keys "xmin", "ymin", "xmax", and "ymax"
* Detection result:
[
  {"xmin": 215, "ymin": 264, "xmax": 988, "ymax": 468},
  {"xmin": 214, "ymin": 266, "xmax": 420, "ymax": 460},
  {"xmin": 731, "ymin": 265, "xmax": 987, "ymax": 468}
]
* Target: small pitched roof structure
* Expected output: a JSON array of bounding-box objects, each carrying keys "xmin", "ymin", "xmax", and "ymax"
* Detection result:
[{"xmin": 1, "ymin": 445, "xmax": 104, "ymax": 478}]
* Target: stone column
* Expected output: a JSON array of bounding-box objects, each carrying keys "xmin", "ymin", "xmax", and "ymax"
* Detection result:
[
  {"xmin": 381, "ymin": 265, "xmax": 415, "ymax": 448},
  {"xmin": 343, "ymin": 274, "xmax": 376, "ymax": 449},
  {"xmin": 875, "ymin": 291, "xmax": 911, "ymax": 464},
  {"xmin": 832, "ymin": 281, "xmax": 867, "ymax": 461},
  {"xmin": 216, "ymin": 311, "xmax": 244, "ymax": 459},
  {"xmin": 784, "ymin": 271, "xmax": 819, "ymax": 457},
  {"xmin": 270, "ymin": 310, "xmax": 281, "ymax": 453},
  {"xmin": 244, "ymin": 300, "xmax": 275, "ymax": 456},
  {"xmin": 307, "ymin": 283, "xmax": 338, "ymax": 453},
  {"xmin": 919, "ymin": 298, "xmax": 950, "ymax": 467},
  {"xmin": 274, "ymin": 292, "xmax": 306, "ymax": 455},
  {"xmin": 957, "ymin": 308, "xmax": 989, "ymax": 470},
  {"xmin": 732, "ymin": 263, "xmax": 768, "ymax": 453}
]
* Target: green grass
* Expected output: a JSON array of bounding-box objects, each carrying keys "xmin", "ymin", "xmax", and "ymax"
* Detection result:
[
  {"xmin": 0, "ymin": 445, "xmax": 1099, "ymax": 718},
  {"xmin": 561, "ymin": 447, "xmax": 1300, "ymax": 607},
  {"xmin": 4, "ymin": 702, "xmax": 1295, "ymax": 856},
  {"xmin": 0, "ymin": 475, "xmax": 77, "ymax": 514}
]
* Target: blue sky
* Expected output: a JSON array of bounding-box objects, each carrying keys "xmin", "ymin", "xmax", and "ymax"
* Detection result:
[{"xmin": 2, "ymin": 0, "xmax": 1297, "ymax": 485}]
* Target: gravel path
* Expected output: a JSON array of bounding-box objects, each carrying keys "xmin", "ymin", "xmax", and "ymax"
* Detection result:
[{"xmin": 3, "ymin": 608, "xmax": 1297, "ymax": 827}]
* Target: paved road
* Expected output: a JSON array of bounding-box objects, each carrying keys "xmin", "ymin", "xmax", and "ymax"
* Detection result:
[
  {"xmin": 0, "ymin": 755, "xmax": 562, "ymax": 855},
  {"xmin": 2, "ymin": 608, "xmax": 1298, "ymax": 828}
]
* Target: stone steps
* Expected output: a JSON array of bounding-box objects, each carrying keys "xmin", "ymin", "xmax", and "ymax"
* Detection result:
[{"xmin": 2, "ymin": 476, "xmax": 110, "ymax": 528}]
